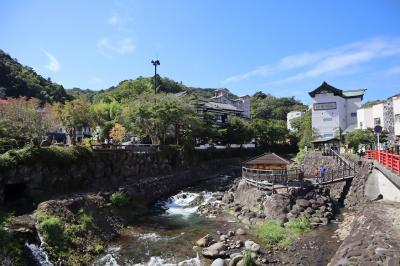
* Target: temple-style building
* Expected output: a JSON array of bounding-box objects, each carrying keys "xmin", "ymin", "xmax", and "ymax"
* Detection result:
[{"xmin": 309, "ymin": 82, "xmax": 366, "ymax": 144}]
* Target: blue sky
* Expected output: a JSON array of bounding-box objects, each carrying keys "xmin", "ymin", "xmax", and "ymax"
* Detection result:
[{"xmin": 1, "ymin": 0, "xmax": 400, "ymax": 104}]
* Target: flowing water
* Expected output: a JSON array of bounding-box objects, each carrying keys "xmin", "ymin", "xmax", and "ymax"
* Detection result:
[{"xmin": 93, "ymin": 175, "xmax": 238, "ymax": 266}]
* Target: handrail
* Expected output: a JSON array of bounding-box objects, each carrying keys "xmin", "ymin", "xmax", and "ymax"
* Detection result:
[{"xmin": 366, "ymin": 150, "xmax": 400, "ymax": 176}]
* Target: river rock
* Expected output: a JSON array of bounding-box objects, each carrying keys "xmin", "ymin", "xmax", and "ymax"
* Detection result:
[
  {"xmin": 296, "ymin": 199, "xmax": 311, "ymax": 208},
  {"xmin": 233, "ymin": 205, "xmax": 242, "ymax": 212},
  {"xmin": 263, "ymin": 194, "xmax": 291, "ymax": 221},
  {"xmin": 196, "ymin": 234, "xmax": 214, "ymax": 247},
  {"xmin": 202, "ymin": 242, "xmax": 226, "ymax": 259},
  {"xmin": 244, "ymin": 240, "xmax": 255, "ymax": 250},
  {"xmin": 211, "ymin": 258, "xmax": 226, "ymax": 266},
  {"xmin": 229, "ymin": 254, "xmax": 243, "ymax": 266},
  {"xmin": 220, "ymin": 235, "xmax": 228, "ymax": 241},
  {"xmin": 235, "ymin": 228, "xmax": 246, "ymax": 235},
  {"xmin": 311, "ymin": 217, "xmax": 321, "ymax": 223},
  {"xmin": 227, "ymin": 230, "xmax": 235, "ymax": 237},
  {"xmin": 250, "ymin": 243, "xmax": 261, "ymax": 253},
  {"xmin": 223, "ymin": 192, "xmax": 234, "ymax": 204}
]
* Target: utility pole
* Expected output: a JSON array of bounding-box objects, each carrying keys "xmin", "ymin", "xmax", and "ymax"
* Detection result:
[{"xmin": 151, "ymin": 59, "xmax": 160, "ymax": 96}]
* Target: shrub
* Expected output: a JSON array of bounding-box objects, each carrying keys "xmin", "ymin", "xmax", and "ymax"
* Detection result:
[
  {"xmin": 110, "ymin": 191, "xmax": 129, "ymax": 207},
  {"xmin": 0, "ymin": 144, "xmax": 92, "ymax": 172},
  {"xmin": 287, "ymin": 217, "xmax": 311, "ymax": 235},
  {"xmin": 37, "ymin": 214, "xmax": 65, "ymax": 247}
]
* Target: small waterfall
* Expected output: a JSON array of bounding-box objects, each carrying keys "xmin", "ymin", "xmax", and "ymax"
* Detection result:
[{"xmin": 24, "ymin": 243, "xmax": 54, "ymax": 266}]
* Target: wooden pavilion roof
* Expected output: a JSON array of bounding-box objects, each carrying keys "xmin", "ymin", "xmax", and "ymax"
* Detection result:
[{"xmin": 243, "ymin": 153, "xmax": 290, "ymax": 166}]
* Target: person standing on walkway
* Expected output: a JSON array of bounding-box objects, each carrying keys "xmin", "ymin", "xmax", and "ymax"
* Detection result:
[{"xmin": 319, "ymin": 165, "xmax": 326, "ymax": 182}]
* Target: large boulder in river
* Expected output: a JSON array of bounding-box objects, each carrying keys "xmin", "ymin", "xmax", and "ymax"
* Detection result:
[
  {"xmin": 196, "ymin": 234, "xmax": 214, "ymax": 247},
  {"xmin": 202, "ymin": 242, "xmax": 227, "ymax": 259},
  {"xmin": 263, "ymin": 194, "xmax": 291, "ymax": 221}
]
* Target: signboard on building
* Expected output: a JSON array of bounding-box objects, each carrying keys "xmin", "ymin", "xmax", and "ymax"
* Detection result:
[{"xmin": 313, "ymin": 102, "xmax": 337, "ymax": 111}]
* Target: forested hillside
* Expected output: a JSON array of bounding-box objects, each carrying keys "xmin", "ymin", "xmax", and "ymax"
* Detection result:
[{"xmin": 0, "ymin": 49, "xmax": 71, "ymax": 103}]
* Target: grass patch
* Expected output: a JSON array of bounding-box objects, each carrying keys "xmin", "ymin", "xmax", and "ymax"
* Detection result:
[
  {"xmin": 242, "ymin": 250, "xmax": 256, "ymax": 266},
  {"xmin": 256, "ymin": 220, "xmax": 287, "ymax": 246},
  {"xmin": 110, "ymin": 191, "xmax": 129, "ymax": 207},
  {"xmin": 256, "ymin": 219, "xmax": 298, "ymax": 249},
  {"xmin": 287, "ymin": 217, "xmax": 311, "ymax": 235}
]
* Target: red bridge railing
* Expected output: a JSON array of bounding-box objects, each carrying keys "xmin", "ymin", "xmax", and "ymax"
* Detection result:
[{"xmin": 366, "ymin": 150, "xmax": 400, "ymax": 175}]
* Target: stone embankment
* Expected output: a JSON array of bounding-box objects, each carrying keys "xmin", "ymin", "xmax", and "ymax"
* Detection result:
[
  {"xmin": 0, "ymin": 148, "xmax": 250, "ymax": 204},
  {"xmin": 210, "ymin": 179, "xmax": 337, "ymax": 226},
  {"xmin": 329, "ymin": 201, "xmax": 400, "ymax": 265}
]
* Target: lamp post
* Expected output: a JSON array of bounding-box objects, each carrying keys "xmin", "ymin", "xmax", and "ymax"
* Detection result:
[{"xmin": 151, "ymin": 59, "xmax": 160, "ymax": 96}]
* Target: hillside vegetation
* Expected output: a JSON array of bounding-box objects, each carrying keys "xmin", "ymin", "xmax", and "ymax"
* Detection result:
[{"xmin": 0, "ymin": 50, "xmax": 71, "ymax": 103}]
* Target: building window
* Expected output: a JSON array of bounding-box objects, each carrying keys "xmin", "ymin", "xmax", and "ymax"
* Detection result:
[
  {"xmin": 350, "ymin": 112, "xmax": 357, "ymax": 117},
  {"xmin": 374, "ymin": 118, "xmax": 381, "ymax": 126},
  {"xmin": 323, "ymin": 117, "xmax": 333, "ymax": 122},
  {"xmin": 395, "ymin": 114, "xmax": 400, "ymax": 123},
  {"xmin": 359, "ymin": 122, "xmax": 363, "ymax": 128},
  {"xmin": 323, "ymin": 133, "xmax": 334, "ymax": 138},
  {"xmin": 313, "ymin": 102, "xmax": 337, "ymax": 111}
]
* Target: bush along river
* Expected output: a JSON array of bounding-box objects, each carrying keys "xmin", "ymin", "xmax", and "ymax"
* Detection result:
[{"xmin": 91, "ymin": 174, "xmax": 345, "ymax": 266}]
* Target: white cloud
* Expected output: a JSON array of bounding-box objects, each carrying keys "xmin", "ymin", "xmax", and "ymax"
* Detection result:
[
  {"xmin": 43, "ymin": 50, "xmax": 60, "ymax": 72},
  {"xmin": 385, "ymin": 66, "xmax": 400, "ymax": 76},
  {"xmin": 108, "ymin": 14, "xmax": 121, "ymax": 25},
  {"xmin": 222, "ymin": 37, "xmax": 400, "ymax": 84},
  {"xmin": 97, "ymin": 37, "xmax": 136, "ymax": 56}
]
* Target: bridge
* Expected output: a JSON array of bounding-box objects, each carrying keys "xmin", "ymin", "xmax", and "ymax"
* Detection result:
[
  {"xmin": 242, "ymin": 148, "xmax": 357, "ymax": 191},
  {"xmin": 365, "ymin": 150, "xmax": 400, "ymax": 202}
]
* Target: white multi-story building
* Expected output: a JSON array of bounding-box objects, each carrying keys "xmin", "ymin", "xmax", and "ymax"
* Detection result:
[
  {"xmin": 309, "ymin": 82, "xmax": 366, "ymax": 140},
  {"xmin": 287, "ymin": 111, "xmax": 304, "ymax": 131},
  {"xmin": 357, "ymin": 103, "xmax": 385, "ymax": 129},
  {"xmin": 393, "ymin": 95, "xmax": 400, "ymax": 137}
]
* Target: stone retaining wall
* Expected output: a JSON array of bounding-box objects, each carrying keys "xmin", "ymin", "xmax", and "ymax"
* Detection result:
[{"xmin": 0, "ymin": 149, "xmax": 248, "ymax": 204}]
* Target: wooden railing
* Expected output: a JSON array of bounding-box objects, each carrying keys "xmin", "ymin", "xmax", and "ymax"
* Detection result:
[
  {"xmin": 91, "ymin": 144, "xmax": 159, "ymax": 153},
  {"xmin": 242, "ymin": 167, "xmax": 300, "ymax": 184},
  {"xmin": 366, "ymin": 150, "xmax": 400, "ymax": 176}
]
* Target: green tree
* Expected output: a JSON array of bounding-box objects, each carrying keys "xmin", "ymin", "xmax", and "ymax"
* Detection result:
[
  {"xmin": 251, "ymin": 118, "xmax": 289, "ymax": 149},
  {"xmin": 345, "ymin": 128, "xmax": 387, "ymax": 153},
  {"xmin": 251, "ymin": 92, "xmax": 307, "ymax": 120},
  {"xmin": 123, "ymin": 93, "xmax": 199, "ymax": 145},
  {"xmin": 225, "ymin": 116, "xmax": 253, "ymax": 146},
  {"xmin": 56, "ymin": 96, "xmax": 94, "ymax": 145}
]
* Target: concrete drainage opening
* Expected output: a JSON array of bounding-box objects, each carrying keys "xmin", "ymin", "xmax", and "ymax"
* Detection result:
[{"xmin": 4, "ymin": 182, "xmax": 28, "ymax": 203}]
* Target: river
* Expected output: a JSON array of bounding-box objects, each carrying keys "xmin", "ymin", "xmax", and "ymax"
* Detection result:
[
  {"xmin": 91, "ymin": 174, "xmax": 345, "ymax": 266},
  {"xmin": 93, "ymin": 175, "xmax": 241, "ymax": 266}
]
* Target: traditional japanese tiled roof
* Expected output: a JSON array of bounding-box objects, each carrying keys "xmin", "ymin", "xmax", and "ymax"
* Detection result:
[
  {"xmin": 342, "ymin": 89, "xmax": 367, "ymax": 98},
  {"xmin": 309, "ymin": 82, "xmax": 366, "ymax": 99},
  {"xmin": 202, "ymin": 101, "xmax": 242, "ymax": 112},
  {"xmin": 243, "ymin": 153, "xmax": 290, "ymax": 166}
]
